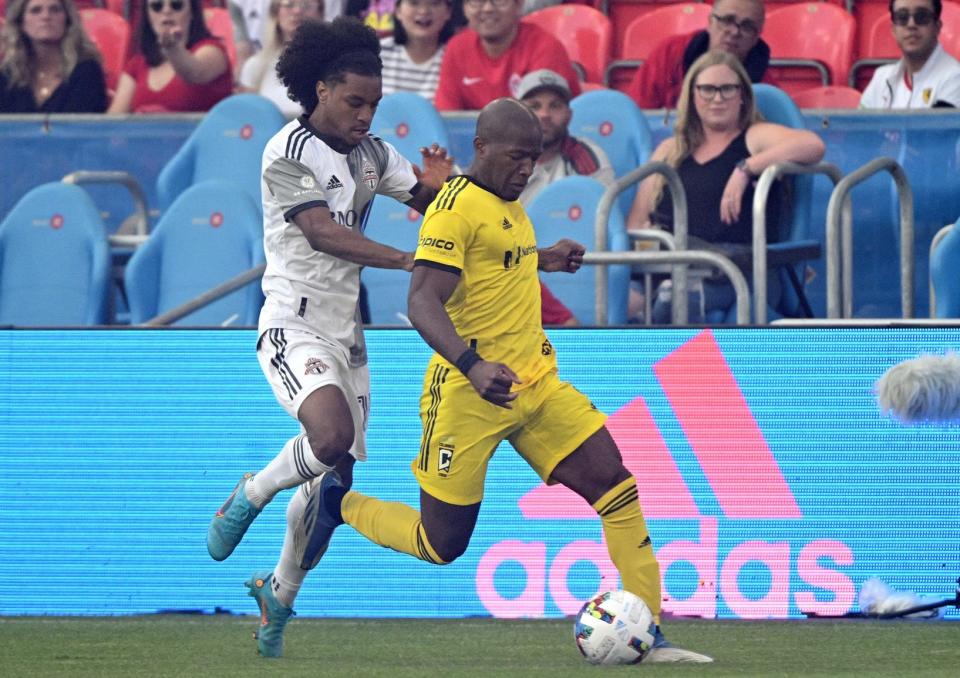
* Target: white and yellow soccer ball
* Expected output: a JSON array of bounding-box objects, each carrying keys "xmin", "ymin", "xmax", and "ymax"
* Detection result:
[{"xmin": 573, "ymin": 590, "xmax": 657, "ymax": 665}]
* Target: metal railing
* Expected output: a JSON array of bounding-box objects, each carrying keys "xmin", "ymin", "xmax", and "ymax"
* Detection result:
[
  {"xmin": 928, "ymin": 223, "xmax": 954, "ymax": 318},
  {"xmin": 62, "ymin": 170, "xmax": 150, "ymax": 248},
  {"xmin": 585, "ymin": 250, "xmax": 751, "ymax": 325},
  {"xmin": 752, "ymin": 161, "xmax": 843, "ymax": 324},
  {"xmin": 824, "ymin": 157, "xmax": 914, "ymax": 319},
  {"xmin": 594, "ymin": 161, "xmax": 690, "ymax": 325},
  {"xmin": 142, "ymin": 264, "xmax": 266, "ymax": 326}
]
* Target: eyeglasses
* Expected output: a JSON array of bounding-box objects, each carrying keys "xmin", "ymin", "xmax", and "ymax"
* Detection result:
[
  {"xmin": 148, "ymin": 0, "xmax": 185, "ymax": 12},
  {"xmin": 278, "ymin": 0, "xmax": 321, "ymax": 10},
  {"xmin": 403, "ymin": 0, "xmax": 449, "ymax": 8},
  {"xmin": 710, "ymin": 13, "xmax": 760, "ymax": 38},
  {"xmin": 694, "ymin": 83, "xmax": 742, "ymax": 101},
  {"xmin": 463, "ymin": 0, "xmax": 515, "ymax": 9},
  {"xmin": 891, "ymin": 8, "xmax": 936, "ymax": 26}
]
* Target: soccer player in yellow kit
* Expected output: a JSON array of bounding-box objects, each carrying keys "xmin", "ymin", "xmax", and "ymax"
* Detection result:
[{"xmin": 299, "ymin": 98, "xmax": 712, "ymax": 663}]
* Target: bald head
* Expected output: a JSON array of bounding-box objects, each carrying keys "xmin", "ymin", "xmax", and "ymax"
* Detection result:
[{"xmin": 470, "ymin": 98, "xmax": 543, "ymax": 201}]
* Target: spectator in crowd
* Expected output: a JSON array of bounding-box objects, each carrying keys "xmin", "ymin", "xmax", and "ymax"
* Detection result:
[
  {"xmin": 343, "ymin": 0, "xmax": 395, "ymax": 35},
  {"xmin": 238, "ymin": 0, "xmax": 323, "ymax": 116},
  {"xmin": 108, "ymin": 0, "xmax": 232, "ymax": 113},
  {"xmin": 229, "ymin": 0, "xmax": 269, "ymax": 73},
  {"xmin": 626, "ymin": 51, "xmax": 824, "ymax": 324},
  {"xmin": 380, "ymin": 0, "xmax": 463, "ymax": 102},
  {"xmin": 433, "ymin": 0, "xmax": 580, "ymax": 111},
  {"xmin": 0, "ymin": 0, "xmax": 107, "ymax": 113},
  {"xmin": 626, "ymin": 0, "xmax": 773, "ymax": 110},
  {"xmin": 516, "ymin": 69, "xmax": 613, "ymax": 205},
  {"xmin": 860, "ymin": 0, "xmax": 960, "ymax": 108}
]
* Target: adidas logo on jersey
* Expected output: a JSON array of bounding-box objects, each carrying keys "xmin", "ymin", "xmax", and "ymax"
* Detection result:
[
  {"xmin": 502, "ymin": 217, "xmax": 513, "ymax": 230},
  {"xmin": 326, "ymin": 175, "xmax": 344, "ymax": 190}
]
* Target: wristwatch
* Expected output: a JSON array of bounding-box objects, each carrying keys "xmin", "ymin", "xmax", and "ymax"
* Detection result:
[{"xmin": 735, "ymin": 158, "xmax": 755, "ymax": 178}]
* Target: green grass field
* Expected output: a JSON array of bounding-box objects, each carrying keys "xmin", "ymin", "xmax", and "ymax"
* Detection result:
[{"xmin": 1, "ymin": 615, "xmax": 958, "ymax": 677}]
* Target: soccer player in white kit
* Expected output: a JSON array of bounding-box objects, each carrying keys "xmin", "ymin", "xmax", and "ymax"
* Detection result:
[{"xmin": 205, "ymin": 16, "xmax": 453, "ymax": 657}]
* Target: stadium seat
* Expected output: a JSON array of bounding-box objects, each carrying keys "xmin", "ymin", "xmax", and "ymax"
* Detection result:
[
  {"xmin": 789, "ymin": 85, "xmax": 863, "ymax": 109},
  {"xmin": 604, "ymin": 0, "xmax": 686, "ymax": 59},
  {"xmin": 360, "ymin": 198, "xmax": 423, "ymax": 325},
  {"xmin": 79, "ymin": 8, "xmax": 131, "ymax": 91},
  {"xmin": 526, "ymin": 175, "xmax": 630, "ymax": 324},
  {"xmin": 203, "ymin": 7, "xmax": 238, "ymax": 71},
  {"xmin": 764, "ymin": 3, "xmax": 856, "ymax": 95},
  {"xmin": 0, "ymin": 182, "xmax": 110, "ymax": 326},
  {"xmin": 156, "ymin": 93, "xmax": 286, "ymax": 211},
  {"xmin": 930, "ymin": 220, "xmax": 960, "ymax": 318},
  {"xmin": 522, "ymin": 5, "xmax": 613, "ymax": 84},
  {"xmin": 369, "ymin": 91, "xmax": 450, "ymax": 167},
  {"xmin": 604, "ymin": 3, "xmax": 712, "ymax": 91},
  {"xmin": 569, "ymin": 88, "xmax": 652, "ymax": 219},
  {"xmin": 125, "ymin": 180, "xmax": 265, "ymax": 326}
]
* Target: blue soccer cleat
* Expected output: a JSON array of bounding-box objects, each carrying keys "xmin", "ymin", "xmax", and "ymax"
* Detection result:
[
  {"xmin": 207, "ymin": 473, "xmax": 261, "ymax": 561},
  {"xmin": 245, "ymin": 570, "xmax": 294, "ymax": 658},
  {"xmin": 644, "ymin": 626, "xmax": 714, "ymax": 664},
  {"xmin": 295, "ymin": 471, "xmax": 344, "ymax": 570}
]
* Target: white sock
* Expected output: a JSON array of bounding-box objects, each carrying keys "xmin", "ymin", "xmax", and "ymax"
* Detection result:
[
  {"xmin": 246, "ymin": 434, "xmax": 333, "ymax": 509},
  {"xmin": 271, "ymin": 484, "xmax": 312, "ymax": 608}
]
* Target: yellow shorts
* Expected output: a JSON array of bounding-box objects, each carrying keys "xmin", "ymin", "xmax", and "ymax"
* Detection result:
[{"xmin": 411, "ymin": 364, "xmax": 607, "ymax": 506}]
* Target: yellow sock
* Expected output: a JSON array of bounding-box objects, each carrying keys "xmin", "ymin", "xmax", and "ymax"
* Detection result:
[
  {"xmin": 593, "ymin": 475, "xmax": 662, "ymax": 622},
  {"xmin": 341, "ymin": 491, "xmax": 447, "ymax": 564}
]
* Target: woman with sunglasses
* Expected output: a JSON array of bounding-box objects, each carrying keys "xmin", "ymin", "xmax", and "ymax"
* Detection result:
[
  {"xmin": 0, "ymin": 0, "xmax": 107, "ymax": 113},
  {"xmin": 626, "ymin": 51, "xmax": 824, "ymax": 324},
  {"xmin": 238, "ymin": 0, "xmax": 323, "ymax": 116},
  {"xmin": 108, "ymin": 0, "xmax": 232, "ymax": 113}
]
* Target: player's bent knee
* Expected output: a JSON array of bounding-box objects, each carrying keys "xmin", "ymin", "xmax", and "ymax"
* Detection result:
[{"xmin": 306, "ymin": 425, "xmax": 354, "ymax": 465}]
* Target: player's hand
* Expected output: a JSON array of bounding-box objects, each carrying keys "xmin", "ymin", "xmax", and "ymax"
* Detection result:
[
  {"xmin": 414, "ymin": 143, "xmax": 454, "ymax": 191},
  {"xmin": 467, "ymin": 361, "xmax": 521, "ymax": 409},
  {"xmin": 539, "ymin": 239, "xmax": 585, "ymax": 273},
  {"xmin": 401, "ymin": 251, "xmax": 415, "ymax": 272}
]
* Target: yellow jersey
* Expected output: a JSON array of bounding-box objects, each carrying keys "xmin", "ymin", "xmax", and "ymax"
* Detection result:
[{"xmin": 414, "ymin": 175, "xmax": 557, "ymax": 388}]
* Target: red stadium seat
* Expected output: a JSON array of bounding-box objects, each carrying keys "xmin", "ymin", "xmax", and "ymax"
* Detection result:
[
  {"xmin": 789, "ymin": 84, "xmax": 863, "ymax": 108},
  {"xmin": 522, "ymin": 5, "xmax": 613, "ymax": 84},
  {"xmin": 604, "ymin": 3, "xmax": 711, "ymax": 92},
  {"xmin": 604, "ymin": 0, "xmax": 686, "ymax": 58},
  {"xmin": 203, "ymin": 7, "xmax": 237, "ymax": 72},
  {"xmin": 764, "ymin": 3, "xmax": 856, "ymax": 96},
  {"xmin": 79, "ymin": 7, "xmax": 131, "ymax": 91}
]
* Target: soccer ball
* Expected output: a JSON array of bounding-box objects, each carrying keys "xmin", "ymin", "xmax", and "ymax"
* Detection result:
[{"xmin": 573, "ymin": 590, "xmax": 657, "ymax": 665}]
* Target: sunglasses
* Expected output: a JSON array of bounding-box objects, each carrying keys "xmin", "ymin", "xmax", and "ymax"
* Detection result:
[
  {"xmin": 891, "ymin": 8, "xmax": 936, "ymax": 26},
  {"xmin": 149, "ymin": 0, "xmax": 186, "ymax": 12}
]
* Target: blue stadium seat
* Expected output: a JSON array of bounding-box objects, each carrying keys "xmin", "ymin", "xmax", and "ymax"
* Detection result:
[
  {"xmin": 370, "ymin": 92, "xmax": 450, "ymax": 167},
  {"xmin": 569, "ymin": 88, "xmax": 652, "ymax": 219},
  {"xmin": 931, "ymin": 221, "xmax": 960, "ymax": 318},
  {"xmin": 526, "ymin": 175, "xmax": 630, "ymax": 324},
  {"xmin": 360, "ymin": 196, "xmax": 423, "ymax": 325},
  {"xmin": 125, "ymin": 180, "xmax": 265, "ymax": 326},
  {"xmin": 0, "ymin": 182, "xmax": 110, "ymax": 326},
  {"xmin": 156, "ymin": 94, "xmax": 286, "ymax": 210}
]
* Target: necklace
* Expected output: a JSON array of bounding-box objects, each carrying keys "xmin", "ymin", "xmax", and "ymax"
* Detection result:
[{"xmin": 36, "ymin": 69, "xmax": 61, "ymax": 99}]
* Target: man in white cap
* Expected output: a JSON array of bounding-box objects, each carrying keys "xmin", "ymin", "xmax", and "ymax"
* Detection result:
[{"xmin": 516, "ymin": 68, "xmax": 613, "ymax": 206}]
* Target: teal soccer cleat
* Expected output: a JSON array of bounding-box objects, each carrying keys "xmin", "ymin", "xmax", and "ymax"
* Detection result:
[
  {"xmin": 207, "ymin": 473, "xmax": 261, "ymax": 561},
  {"xmin": 246, "ymin": 571, "xmax": 295, "ymax": 658},
  {"xmin": 644, "ymin": 626, "xmax": 714, "ymax": 663}
]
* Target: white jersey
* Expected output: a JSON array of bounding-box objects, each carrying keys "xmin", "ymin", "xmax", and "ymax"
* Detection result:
[
  {"xmin": 259, "ymin": 116, "xmax": 419, "ymax": 366},
  {"xmin": 860, "ymin": 44, "xmax": 960, "ymax": 109}
]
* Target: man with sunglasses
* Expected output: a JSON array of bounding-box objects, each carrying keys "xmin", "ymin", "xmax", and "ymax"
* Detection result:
[
  {"xmin": 626, "ymin": 0, "xmax": 774, "ymax": 110},
  {"xmin": 861, "ymin": 0, "xmax": 960, "ymax": 108},
  {"xmin": 433, "ymin": 0, "xmax": 580, "ymax": 111}
]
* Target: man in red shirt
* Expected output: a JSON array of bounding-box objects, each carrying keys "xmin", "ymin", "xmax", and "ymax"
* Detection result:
[
  {"xmin": 434, "ymin": 0, "xmax": 581, "ymax": 111},
  {"xmin": 626, "ymin": 0, "xmax": 774, "ymax": 110}
]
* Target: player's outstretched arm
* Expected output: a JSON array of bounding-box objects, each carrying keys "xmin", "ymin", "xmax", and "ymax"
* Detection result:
[
  {"xmin": 408, "ymin": 265, "xmax": 520, "ymax": 408},
  {"xmin": 407, "ymin": 144, "xmax": 455, "ymax": 214},
  {"xmin": 538, "ymin": 238, "xmax": 585, "ymax": 274},
  {"xmin": 293, "ymin": 206, "xmax": 414, "ymax": 271}
]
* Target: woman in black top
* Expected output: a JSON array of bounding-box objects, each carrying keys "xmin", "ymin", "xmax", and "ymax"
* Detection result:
[
  {"xmin": 627, "ymin": 50, "xmax": 825, "ymax": 323},
  {"xmin": 0, "ymin": 0, "xmax": 107, "ymax": 113}
]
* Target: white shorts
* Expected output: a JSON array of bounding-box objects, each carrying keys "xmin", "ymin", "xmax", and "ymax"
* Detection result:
[{"xmin": 257, "ymin": 328, "xmax": 370, "ymax": 461}]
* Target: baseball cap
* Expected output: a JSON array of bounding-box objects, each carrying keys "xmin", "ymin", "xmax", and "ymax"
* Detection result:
[{"xmin": 516, "ymin": 69, "xmax": 572, "ymax": 102}]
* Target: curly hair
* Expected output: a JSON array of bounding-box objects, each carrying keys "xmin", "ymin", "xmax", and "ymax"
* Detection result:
[
  {"xmin": 277, "ymin": 16, "xmax": 382, "ymax": 115},
  {"xmin": 0, "ymin": 0, "xmax": 101, "ymax": 89},
  {"xmin": 136, "ymin": 0, "xmax": 214, "ymax": 68}
]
